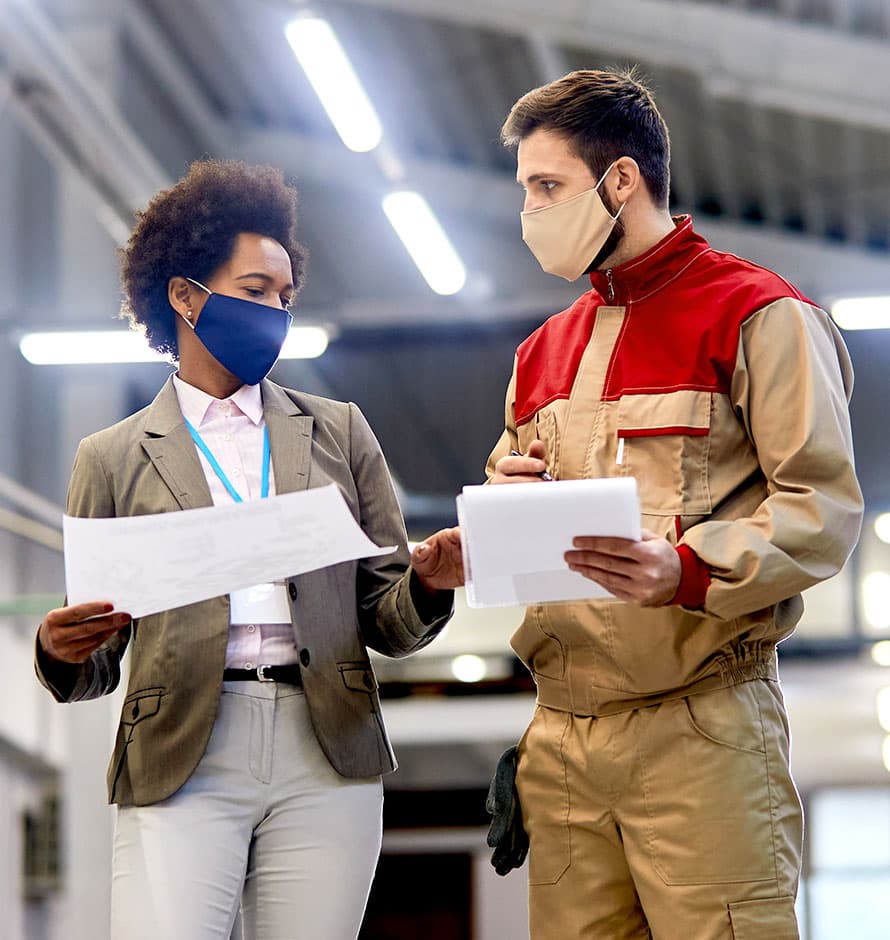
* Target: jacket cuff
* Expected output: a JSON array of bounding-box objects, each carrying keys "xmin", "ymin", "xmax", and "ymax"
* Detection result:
[
  {"xmin": 671, "ymin": 545, "xmax": 711, "ymax": 609},
  {"xmin": 408, "ymin": 569, "xmax": 454, "ymax": 628}
]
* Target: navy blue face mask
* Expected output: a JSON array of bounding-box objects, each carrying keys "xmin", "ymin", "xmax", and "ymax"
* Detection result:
[{"xmin": 183, "ymin": 277, "xmax": 292, "ymax": 386}]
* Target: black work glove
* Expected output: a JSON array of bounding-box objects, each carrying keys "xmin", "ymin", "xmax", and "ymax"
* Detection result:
[{"xmin": 485, "ymin": 745, "xmax": 529, "ymax": 876}]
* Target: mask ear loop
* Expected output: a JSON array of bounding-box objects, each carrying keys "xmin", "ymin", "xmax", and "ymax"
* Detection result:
[
  {"xmin": 595, "ymin": 161, "xmax": 627, "ymax": 223},
  {"xmin": 180, "ymin": 277, "xmax": 211, "ymax": 330}
]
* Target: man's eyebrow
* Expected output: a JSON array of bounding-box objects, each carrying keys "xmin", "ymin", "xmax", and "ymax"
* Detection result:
[{"xmin": 517, "ymin": 173, "xmax": 554, "ymax": 186}]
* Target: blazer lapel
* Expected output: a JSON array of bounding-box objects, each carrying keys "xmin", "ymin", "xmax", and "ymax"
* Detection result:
[
  {"xmin": 140, "ymin": 377, "xmax": 213, "ymax": 511},
  {"xmin": 261, "ymin": 379, "xmax": 314, "ymax": 495}
]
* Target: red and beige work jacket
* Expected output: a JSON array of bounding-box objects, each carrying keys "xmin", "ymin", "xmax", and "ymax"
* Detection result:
[{"xmin": 486, "ymin": 216, "xmax": 863, "ymax": 716}]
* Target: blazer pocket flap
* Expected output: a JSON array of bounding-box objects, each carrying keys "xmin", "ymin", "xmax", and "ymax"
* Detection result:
[
  {"xmin": 617, "ymin": 390, "xmax": 711, "ymax": 438},
  {"xmin": 121, "ymin": 688, "xmax": 164, "ymax": 726},
  {"xmin": 338, "ymin": 662, "xmax": 379, "ymax": 693}
]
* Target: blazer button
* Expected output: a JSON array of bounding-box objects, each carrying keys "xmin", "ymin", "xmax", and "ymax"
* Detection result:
[
  {"xmin": 300, "ymin": 648, "xmax": 311, "ymax": 668},
  {"xmin": 288, "ymin": 582, "xmax": 298, "ymax": 601}
]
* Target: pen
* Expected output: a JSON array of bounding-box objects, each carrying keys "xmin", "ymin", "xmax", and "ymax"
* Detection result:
[{"xmin": 510, "ymin": 449, "xmax": 554, "ymax": 481}]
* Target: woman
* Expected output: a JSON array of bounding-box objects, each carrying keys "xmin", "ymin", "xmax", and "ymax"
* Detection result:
[{"xmin": 35, "ymin": 160, "xmax": 463, "ymax": 939}]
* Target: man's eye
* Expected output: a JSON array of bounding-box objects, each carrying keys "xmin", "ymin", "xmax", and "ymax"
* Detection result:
[{"xmin": 541, "ymin": 181, "xmax": 557, "ymax": 191}]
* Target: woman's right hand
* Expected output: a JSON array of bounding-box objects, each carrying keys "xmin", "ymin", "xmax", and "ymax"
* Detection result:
[{"xmin": 38, "ymin": 602, "xmax": 132, "ymax": 664}]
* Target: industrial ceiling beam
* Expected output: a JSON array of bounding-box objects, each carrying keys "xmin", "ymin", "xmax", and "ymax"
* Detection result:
[
  {"xmin": 338, "ymin": 0, "xmax": 890, "ymax": 133},
  {"xmin": 0, "ymin": 0, "xmax": 168, "ymax": 209}
]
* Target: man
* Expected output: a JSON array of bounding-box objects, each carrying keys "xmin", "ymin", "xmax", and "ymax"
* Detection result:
[{"xmin": 487, "ymin": 68, "xmax": 862, "ymax": 939}]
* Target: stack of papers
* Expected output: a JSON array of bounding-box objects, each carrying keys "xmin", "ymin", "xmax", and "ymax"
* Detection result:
[{"xmin": 457, "ymin": 478, "xmax": 640, "ymax": 608}]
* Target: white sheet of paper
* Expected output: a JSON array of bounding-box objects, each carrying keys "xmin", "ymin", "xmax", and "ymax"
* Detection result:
[
  {"xmin": 457, "ymin": 478, "xmax": 641, "ymax": 608},
  {"xmin": 63, "ymin": 483, "xmax": 396, "ymax": 619}
]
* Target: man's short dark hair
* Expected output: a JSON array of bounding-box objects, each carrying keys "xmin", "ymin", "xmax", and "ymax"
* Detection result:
[
  {"xmin": 121, "ymin": 159, "xmax": 307, "ymax": 358},
  {"xmin": 501, "ymin": 67, "xmax": 671, "ymax": 207}
]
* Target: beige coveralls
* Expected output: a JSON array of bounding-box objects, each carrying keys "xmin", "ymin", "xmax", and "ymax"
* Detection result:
[{"xmin": 486, "ymin": 219, "xmax": 863, "ymax": 939}]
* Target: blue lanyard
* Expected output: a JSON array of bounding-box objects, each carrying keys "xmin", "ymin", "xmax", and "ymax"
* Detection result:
[{"xmin": 185, "ymin": 419, "xmax": 270, "ymax": 503}]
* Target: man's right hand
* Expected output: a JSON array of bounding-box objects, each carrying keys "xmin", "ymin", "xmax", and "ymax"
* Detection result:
[
  {"xmin": 38, "ymin": 602, "xmax": 131, "ymax": 664},
  {"xmin": 491, "ymin": 439, "xmax": 550, "ymax": 484}
]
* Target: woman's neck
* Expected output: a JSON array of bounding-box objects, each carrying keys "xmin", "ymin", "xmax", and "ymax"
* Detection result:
[{"xmin": 177, "ymin": 361, "xmax": 242, "ymax": 400}]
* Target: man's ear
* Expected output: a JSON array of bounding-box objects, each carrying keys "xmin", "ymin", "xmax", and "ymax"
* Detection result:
[
  {"xmin": 167, "ymin": 276, "xmax": 193, "ymax": 318},
  {"xmin": 612, "ymin": 156, "xmax": 642, "ymax": 206}
]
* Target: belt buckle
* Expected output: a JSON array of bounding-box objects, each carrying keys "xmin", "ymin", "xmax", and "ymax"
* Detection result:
[{"xmin": 256, "ymin": 665, "xmax": 274, "ymax": 682}]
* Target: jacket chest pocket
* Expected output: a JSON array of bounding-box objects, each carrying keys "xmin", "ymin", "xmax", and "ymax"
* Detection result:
[
  {"xmin": 616, "ymin": 390, "xmax": 712, "ymax": 515},
  {"xmin": 516, "ymin": 406, "xmax": 561, "ymax": 479}
]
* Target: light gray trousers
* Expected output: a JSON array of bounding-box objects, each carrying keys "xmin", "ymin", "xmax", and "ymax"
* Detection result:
[{"xmin": 110, "ymin": 681, "xmax": 384, "ymax": 940}]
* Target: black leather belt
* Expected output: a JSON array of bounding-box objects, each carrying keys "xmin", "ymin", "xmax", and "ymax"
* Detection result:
[{"xmin": 223, "ymin": 664, "xmax": 302, "ymax": 685}]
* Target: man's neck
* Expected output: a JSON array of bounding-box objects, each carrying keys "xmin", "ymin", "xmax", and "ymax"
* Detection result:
[{"xmin": 602, "ymin": 207, "xmax": 676, "ymax": 270}]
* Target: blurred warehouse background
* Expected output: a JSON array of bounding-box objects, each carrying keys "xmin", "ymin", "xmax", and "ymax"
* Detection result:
[{"xmin": 0, "ymin": 0, "xmax": 889, "ymax": 937}]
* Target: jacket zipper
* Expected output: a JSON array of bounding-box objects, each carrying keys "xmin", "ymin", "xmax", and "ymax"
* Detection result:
[{"xmin": 606, "ymin": 268, "xmax": 615, "ymax": 301}]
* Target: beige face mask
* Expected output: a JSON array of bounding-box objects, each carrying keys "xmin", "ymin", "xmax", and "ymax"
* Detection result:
[{"xmin": 521, "ymin": 162, "xmax": 625, "ymax": 281}]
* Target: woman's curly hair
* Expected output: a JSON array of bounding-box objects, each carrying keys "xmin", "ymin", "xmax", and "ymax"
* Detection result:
[{"xmin": 121, "ymin": 160, "xmax": 307, "ymax": 358}]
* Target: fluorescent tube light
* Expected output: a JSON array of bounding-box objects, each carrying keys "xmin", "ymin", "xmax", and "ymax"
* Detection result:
[
  {"xmin": 382, "ymin": 191, "xmax": 467, "ymax": 296},
  {"xmin": 279, "ymin": 326, "xmax": 329, "ymax": 359},
  {"xmin": 830, "ymin": 296, "xmax": 890, "ymax": 331},
  {"xmin": 19, "ymin": 331, "xmax": 166, "ymax": 365},
  {"xmin": 285, "ymin": 16, "xmax": 382, "ymax": 153},
  {"xmin": 20, "ymin": 326, "xmax": 330, "ymax": 365}
]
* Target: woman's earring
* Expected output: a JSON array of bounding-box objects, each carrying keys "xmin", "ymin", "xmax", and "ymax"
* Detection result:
[{"xmin": 186, "ymin": 309, "xmax": 193, "ymax": 319}]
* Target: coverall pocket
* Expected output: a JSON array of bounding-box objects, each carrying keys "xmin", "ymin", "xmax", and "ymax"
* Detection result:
[
  {"xmin": 728, "ymin": 896, "xmax": 799, "ymax": 939},
  {"xmin": 617, "ymin": 390, "xmax": 712, "ymax": 515},
  {"xmin": 516, "ymin": 706, "xmax": 571, "ymax": 885},
  {"xmin": 515, "ymin": 405, "xmax": 561, "ymax": 479},
  {"xmin": 639, "ymin": 690, "xmax": 775, "ymax": 885}
]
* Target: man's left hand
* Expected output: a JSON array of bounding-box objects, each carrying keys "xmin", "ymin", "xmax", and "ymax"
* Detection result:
[
  {"xmin": 412, "ymin": 527, "xmax": 465, "ymax": 592},
  {"xmin": 564, "ymin": 529, "xmax": 681, "ymax": 606}
]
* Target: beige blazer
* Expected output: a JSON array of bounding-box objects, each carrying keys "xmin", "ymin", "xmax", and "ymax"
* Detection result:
[{"xmin": 36, "ymin": 377, "xmax": 452, "ymax": 806}]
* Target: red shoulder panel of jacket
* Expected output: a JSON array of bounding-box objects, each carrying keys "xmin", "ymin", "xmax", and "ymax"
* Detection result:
[
  {"xmin": 514, "ymin": 291, "xmax": 601, "ymax": 427},
  {"xmin": 514, "ymin": 250, "xmax": 816, "ymax": 425},
  {"xmin": 601, "ymin": 250, "xmax": 815, "ymax": 400}
]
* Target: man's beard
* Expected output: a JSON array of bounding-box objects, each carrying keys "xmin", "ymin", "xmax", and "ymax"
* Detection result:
[{"xmin": 585, "ymin": 190, "xmax": 625, "ymax": 273}]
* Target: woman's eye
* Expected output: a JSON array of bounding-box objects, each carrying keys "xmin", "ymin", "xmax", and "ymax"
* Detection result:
[{"xmin": 244, "ymin": 287, "xmax": 264, "ymax": 297}]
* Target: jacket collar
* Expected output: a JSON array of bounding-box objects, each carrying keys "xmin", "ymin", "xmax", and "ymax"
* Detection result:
[
  {"xmin": 588, "ymin": 215, "xmax": 710, "ymax": 305},
  {"xmin": 140, "ymin": 376, "xmax": 312, "ymax": 511}
]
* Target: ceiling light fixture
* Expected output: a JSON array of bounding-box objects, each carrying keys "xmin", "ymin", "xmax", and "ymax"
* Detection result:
[
  {"xmin": 879, "ymin": 687, "xmax": 890, "ymax": 734},
  {"xmin": 19, "ymin": 326, "xmax": 330, "ymax": 365},
  {"xmin": 284, "ymin": 15, "xmax": 382, "ymax": 154},
  {"xmin": 872, "ymin": 641, "xmax": 890, "ymax": 667},
  {"xmin": 862, "ymin": 572, "xmax": 890, "ymax": 633},
  {"xmin": 382, "ymin": 191, "xmax": 467, "ymax": 296},
  {"xmin": 450, "ymin": 654, "xmax": 488, "ymax": 683},
  {"xmin": 279, "ymin": 325, "xmax": 329, "ymax": 359},
  {"xmin": 874, "ymin": 513, "xmax": 890, "ymax": 545},
  {"xmin": 830, "ymin": 296, "xmax": 890, "ymax": 331},
  {"xmin": 19, "ymin": 331, "xmax": 166, "ymax": 365}
]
